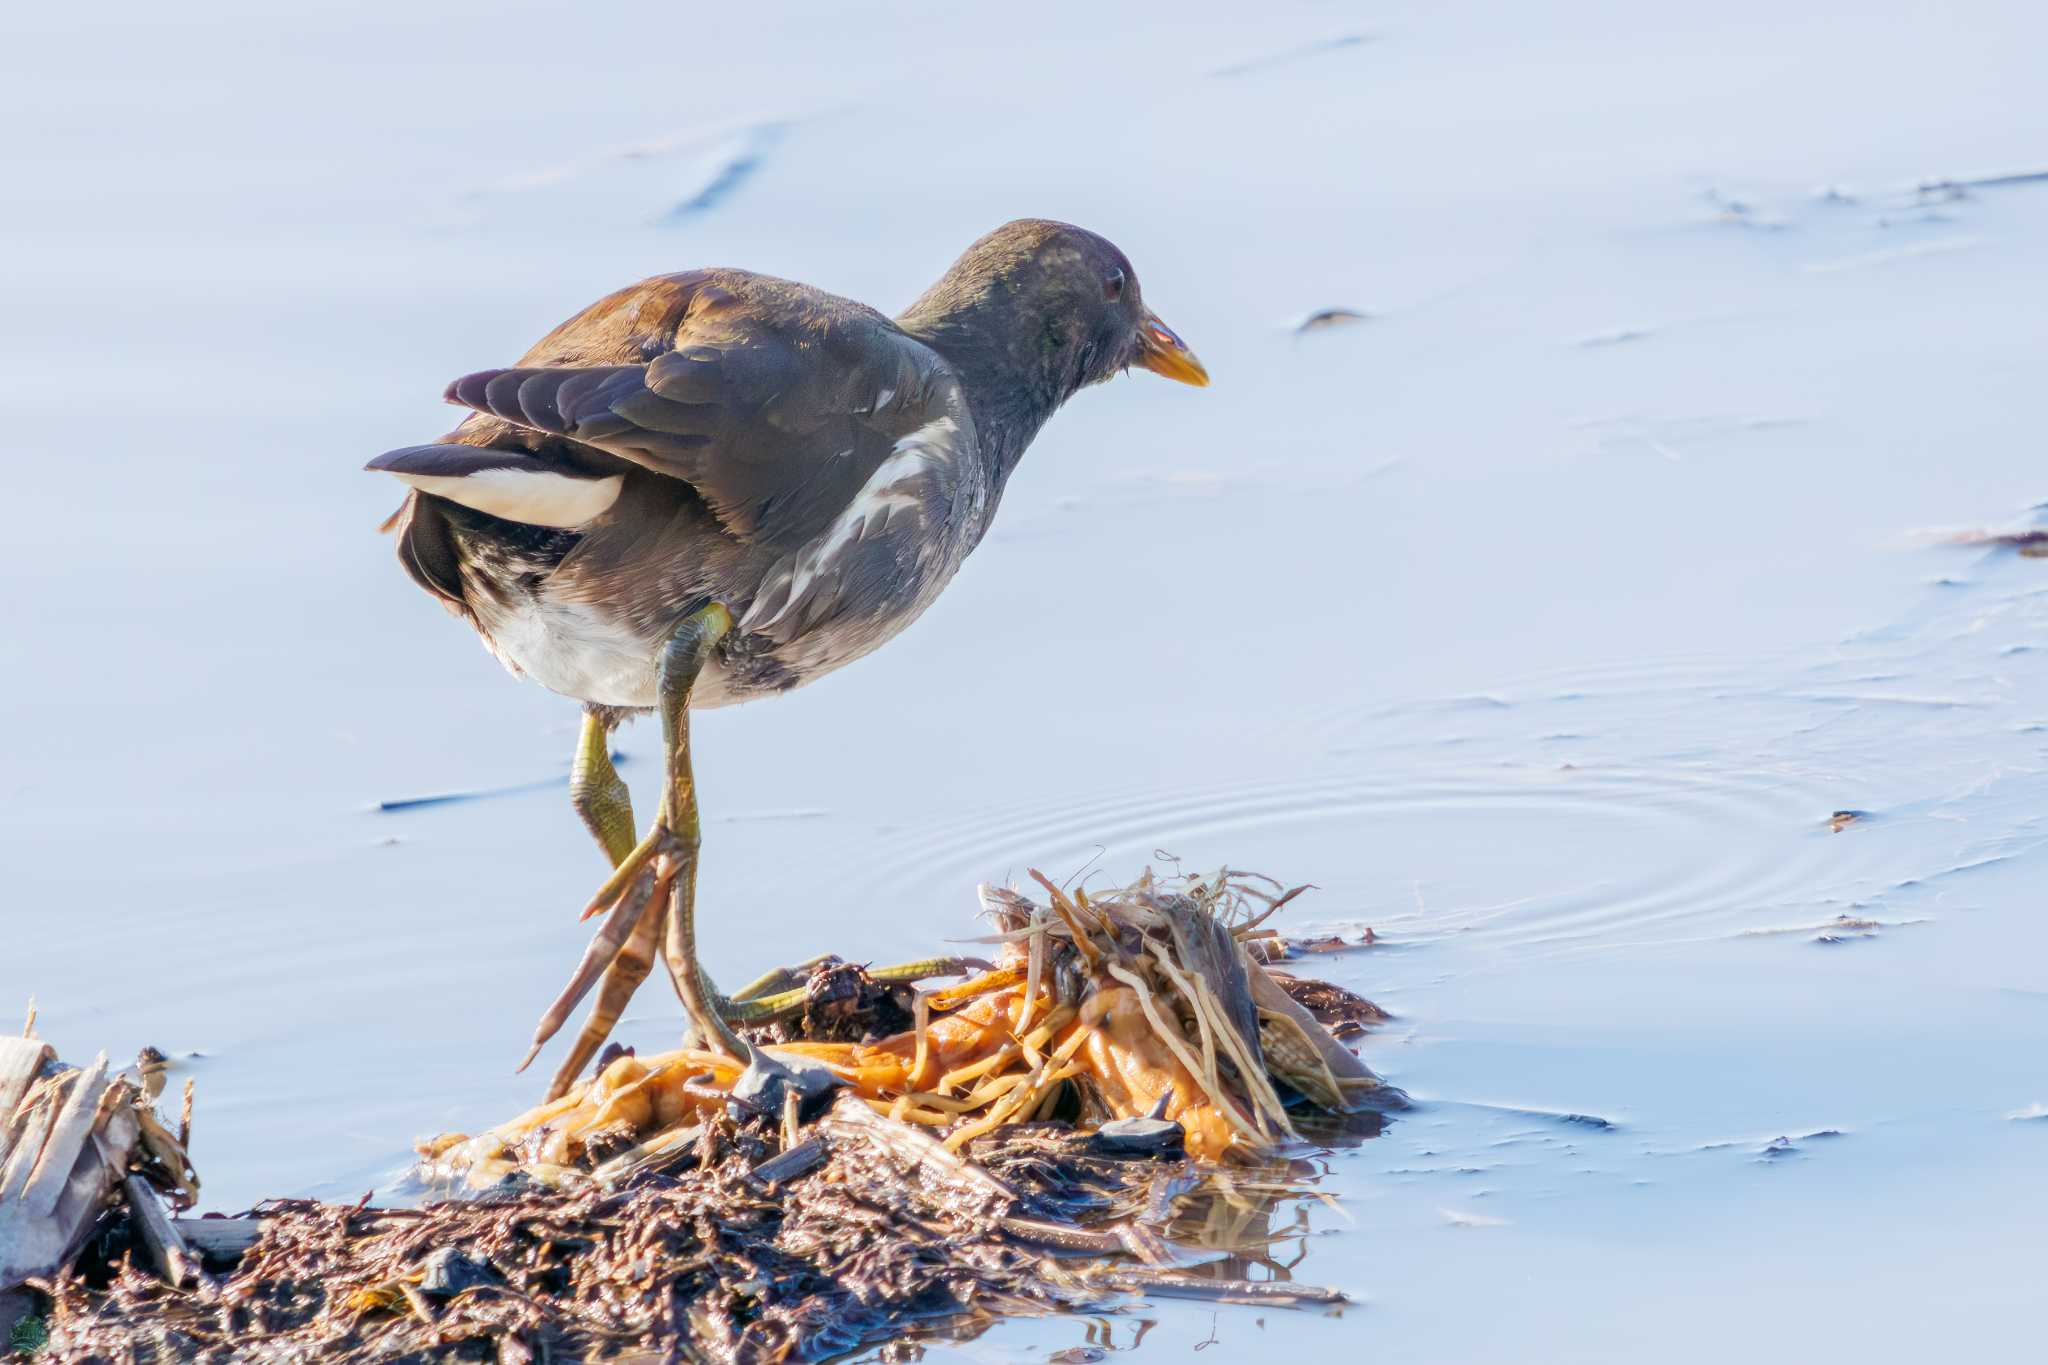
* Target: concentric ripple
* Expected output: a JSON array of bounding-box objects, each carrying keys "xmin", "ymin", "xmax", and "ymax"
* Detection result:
[{"xmin": 844, "ymin": 760, "xmax": 1908, "ymax": 964}]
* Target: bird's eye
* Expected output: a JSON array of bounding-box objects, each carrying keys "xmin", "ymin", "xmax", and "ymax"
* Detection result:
[{"xmin": 1103, "ymin": 268, "xmax": 1125, "ymax": 302}]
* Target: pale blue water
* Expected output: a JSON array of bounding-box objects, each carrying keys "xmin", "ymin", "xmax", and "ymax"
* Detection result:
[{"xmin": 3, "ymin": 2, "xmax": 2043, "ymax": 1359}]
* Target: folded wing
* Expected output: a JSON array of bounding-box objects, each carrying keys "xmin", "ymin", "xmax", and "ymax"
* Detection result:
[
  {"xmin": 433, "ymin": 272, "xmax": 968, "ymax": 552},
  {"xmin": 375, "ymin": 270, "xmax": 987, "ymax": 642}
]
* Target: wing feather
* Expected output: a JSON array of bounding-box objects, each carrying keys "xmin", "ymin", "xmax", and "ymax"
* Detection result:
[
  {"xmin": 436, "ymin": 271, "xmax": 964, "ymax": 550},
  {"xmin": 739, "ymin": 406, "xmax": 981, "ymax": 643}
]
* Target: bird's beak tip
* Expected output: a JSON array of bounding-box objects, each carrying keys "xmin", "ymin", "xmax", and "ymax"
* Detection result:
[{"xmin": 1135, "ymin": 312, "xmax": 1210, "ymax": 388}]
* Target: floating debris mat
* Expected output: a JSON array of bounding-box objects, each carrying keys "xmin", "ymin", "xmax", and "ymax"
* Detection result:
[{"xmin": 19, "ymin": 872, "xmax": 1399, "ymax": 1362}]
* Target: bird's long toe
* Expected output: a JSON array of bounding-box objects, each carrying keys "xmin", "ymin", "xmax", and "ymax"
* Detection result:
[
  {"xmin": 519, "ymin": 858, "xmax": 673, "ymax": 1075},
  {"xmin": 525, "ymin": 817, "xmax": 699, "ymax": 1101},
  {"xmin": 538, "ymin": 877, "xmax": 675, "ymax": 1103},
  {"xmin": 577, "ymin": 822, "xmax": 682, "ymax": 922}
]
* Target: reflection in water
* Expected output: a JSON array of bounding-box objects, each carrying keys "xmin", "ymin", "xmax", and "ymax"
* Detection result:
[
  {"xmin": 857, "ymin": 1107, "xmax": 1387, "ymax": 1362},
  {"xmin": 1149, "ymin": 1106, "xmax": 1389, "ymax": 1290},
  {"xmin": 1165, "ymin": 1124, "xmax": 1381, "ymax": 1287}
]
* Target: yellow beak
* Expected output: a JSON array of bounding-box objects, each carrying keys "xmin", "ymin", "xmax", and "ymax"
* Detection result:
[{"xmin": 1134, "ymin": 311, "xmax": 1210, "ymax": 387}]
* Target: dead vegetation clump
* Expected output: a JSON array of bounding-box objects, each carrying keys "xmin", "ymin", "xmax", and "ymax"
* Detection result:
[
  {"xmin": 14, "ymin": 871, "xmax": 1397, "ymax": 1362},
  {"xmin": 36, "ymin": 1098, "xmax": 1363, "ymax": 1363},
  {"xmin": 425, "ymin": 869, "xmax": 1397, "ymax": 1187}
]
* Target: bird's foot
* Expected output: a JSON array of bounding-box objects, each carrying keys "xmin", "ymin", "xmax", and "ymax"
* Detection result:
[
  {"xmin": 574, "ymin": 819, "xmax": 690, "ymax": 925},
  {"xmin": 719, "ymin": 955, "xmax": 997, "ymax": 1025},
  {"xmin": 519, "ymin": 819, "xmax": 739, "ymax": 1101},
  {"xmin": 523, "ymin": 844, "xmax": 991, "ymax": 1097}
]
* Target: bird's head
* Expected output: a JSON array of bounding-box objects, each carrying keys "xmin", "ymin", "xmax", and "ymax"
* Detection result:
[{"xmin": 902, "ymin": 219, "xmax": 1208, "ymax": 406}]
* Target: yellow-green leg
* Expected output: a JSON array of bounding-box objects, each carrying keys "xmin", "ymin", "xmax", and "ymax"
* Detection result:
[
  {"xmin": 643, "ymin": 616, "xmax": 985, "ymax": 1042},
  {"xmin": 522, "ymin": 607, "xmax": 741, "ymax": 1084},
  {"xmin": 568, "ymin": 711, "xmax": 636, "ymax": 866},
  {"xmin": 520, "ymin": 619, "xmax": 1002, "ymax": 1087},
  {"xmin": 652, "ymin": 603, "xmax": 747, "ymax": 1058},
  {"xmin": 531, "ymin": 710, "xmax": 670, "ymax": 1100},
  {"xmin": 724, "ymin": 957, "xmax": 995, "ymax": 1022}
]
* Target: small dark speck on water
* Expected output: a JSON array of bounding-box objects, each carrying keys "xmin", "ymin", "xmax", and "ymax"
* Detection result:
[
  {"xmin": 1828, "ymin": 810, "xmax": 1869, "ymax": 833},
  {"xmin": 1759, "ymin": 1130, "xmax": 1842, "ymax": 1160},
  {"xmin": 1814, "ymin": 914, "xmax": 1887, "ymax": 944},
  {"xmin": 375, "ymin": 753, "xmax": 629, "ymax": 813},
  {"xmin": 1943, "ymin": 527, "xmax": 2048, "ymax": 557},
  {"xmin": 1577, "ymin": 326, "xmax": 1652, "ymax": 348},
  {"xmin": 662, "ymin": 125, "xmax": 784, "ymax": 222},
  {"xmin": 668, "ymin": 154, "xmax": 762, "ymax": 218},
  {"xmin": 1481, "ymin": 1105, "xmax": 1617, "ymax": 1130},
  {"xmin": 1295, "ymin": 307, "xmax": 1372, "ymax": 336},
  {"xmin": 1916, "ymin": 167, "xmax": 2048, "ymax": 198},
  {"xmin": 1703, "ymin": 191, "xmax": 1792, "ymax": 231}
]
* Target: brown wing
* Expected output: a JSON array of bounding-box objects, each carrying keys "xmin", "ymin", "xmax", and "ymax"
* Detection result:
[{"xmin": 439, "ymin": 269, "xmax": 972, "ymax": 554}]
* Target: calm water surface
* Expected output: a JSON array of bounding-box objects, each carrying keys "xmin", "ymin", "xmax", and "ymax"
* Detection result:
[{"xmin": 3, "ymin": 3, "xmax": 2043, "ymax": 1359}]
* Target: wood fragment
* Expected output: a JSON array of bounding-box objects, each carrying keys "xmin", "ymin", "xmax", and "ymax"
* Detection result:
[
  {"xmin": 999, "ymin": 1214, "xmax": 1123, "ymax": 1253},
  {"xmin": 2, "ymin": 1049, "xmax": 142, "ymax": 1298},
  {"xmin": 0, "ymin": 1037, "xmax": 53, "ymax": 1138},
  {"xmin": 1094, "ymin": 1268, "xmax": 1350, "ymax": 1306},
  {"xmin": 120, "ymin": 1176, "xmax": 194, "ymax": 1286},
  {"xmin": 24, "ymin": 1055, "xmax": 111, "ymax": 1218},
  {"xmin": 820, "ymin": 1090, "xmax": 1018, "ymax": 1218},
  {"xmin": 747, "ymin": 1136, "xmax": 827, "ymax": 1187},
  {"xmin": 172, "ymin": 1216, "xmax": 264, "ymax": 1265}
]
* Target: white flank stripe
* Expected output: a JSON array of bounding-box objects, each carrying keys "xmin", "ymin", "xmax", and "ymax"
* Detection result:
[{"xmin": 740, "ymin": 416, "xmax": 960, "ymax": 633}]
